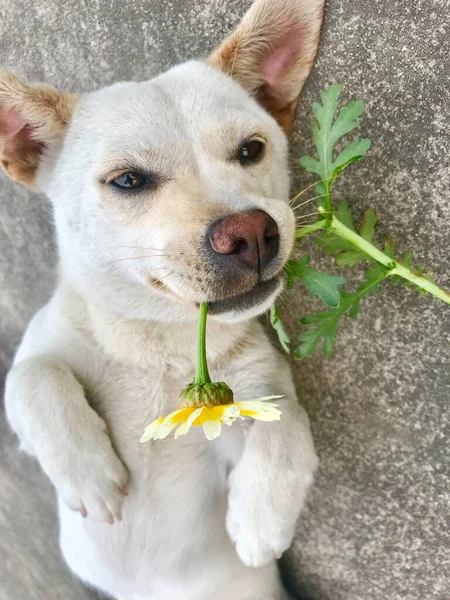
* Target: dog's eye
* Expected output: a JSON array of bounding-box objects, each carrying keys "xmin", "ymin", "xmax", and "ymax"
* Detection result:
[
  {"xmin": 111, "ymin": 172, "xmax": 153, "ymax": 190},
  {"xmin": 237, "ymin": 139, "xmax": 265, "ymax": 165}
]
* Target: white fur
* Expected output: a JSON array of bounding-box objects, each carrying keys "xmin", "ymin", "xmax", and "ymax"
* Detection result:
[{"xmin": 4, "ymin": 1, "xmax": 323, "ymax": 597}]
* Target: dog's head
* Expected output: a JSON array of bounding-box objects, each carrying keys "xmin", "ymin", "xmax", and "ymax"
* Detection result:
[{"xmin": 0, "ymin": 0, "xmax": 323, "ymax": 323}]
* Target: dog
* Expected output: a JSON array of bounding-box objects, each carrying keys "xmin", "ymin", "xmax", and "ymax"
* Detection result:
[{"xmin": 1, "ymin": 0, "xmax": 324, "ymax": 598}]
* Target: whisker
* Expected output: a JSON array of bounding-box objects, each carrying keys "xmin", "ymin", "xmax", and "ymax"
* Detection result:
[
  {"xmin": 295, "ymin": 226, "xmax": 328, "ymax": 236},
  {"xmin": 153, "ymin": 270, "xmax": 175, "ymax": 282},
  {"xmin": 294, "ymin": 222, "xmax": 323, "ymax": 231},
  {"xmin": 106, "ymin": 245, "xmax": 172, "ymax": 253},
  {"xmin": 291, "ymin": 192, "xmax": 347, "ymax": 213},
  {"xmin": 102, "ymin": 255, "xmax": 171, "ymax": 267},
  {"xmin": 290, "ymin": 182, "xmax": 348, "ymax": 206},
  {"xmin": 291, "ymin": 193, "xmax": 329, "ymax": 212},
  {"xmin": 294, "ymin": 219, "xmax": 325, "ymax": 229},
  {"xmin": 307, "ymin": 232, "xmax": 338, "ymax": 251},
  {"xmin": 148, "ymin": 266, "xmax": 172, "ymax": 272},
  {"xmin": 276, "ymin": 295, "xmax": 291, "ymax": 312},
  {"xmin": 295, "ymin": 211, "xmax": 322, "ymax": 221},
  {"xmin": 291, "ymin": 195, "xmax": 324, "ymax": 212},
  {"xmin": 288, "ymin": 178, "xmax": 332, "ymax": 205}
]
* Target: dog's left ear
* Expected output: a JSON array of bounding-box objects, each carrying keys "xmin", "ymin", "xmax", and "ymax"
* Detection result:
[
  {"xmin": 207, "ymin": 0, "xmax": 324, "ymax": 134},
  {"xmin": 0, "ymin": 68, "xmax": 78, "ymax": 188}
]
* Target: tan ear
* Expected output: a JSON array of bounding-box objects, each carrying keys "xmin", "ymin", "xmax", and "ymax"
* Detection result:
[
  {"xmin": 207, "ymin": 0, "xmax": 324, "ymax": 134},
  {"xmin": 0, "ymin": 68, "xmax": 78, "ymax": 188}
]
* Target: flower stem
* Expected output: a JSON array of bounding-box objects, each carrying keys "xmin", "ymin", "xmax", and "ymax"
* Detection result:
[
  {"xmin": 328, "ymin": 213, "xmax": 395, "ymax": 267},
  {"xmin": 389, "ymin": 264, "xmax": 450, "ymax": 304},
  {"xmin": 194, "ymin": 302, "xmax": 211, "ymax": 385},
  {"xmin": 323, "ymin": 210, "xmax": 450, "ymax": 305}
]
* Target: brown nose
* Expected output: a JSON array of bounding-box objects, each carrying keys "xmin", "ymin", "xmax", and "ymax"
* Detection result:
[{"xmin": 207, "ymin": 210, "xmax": 280, "ymax": 270}]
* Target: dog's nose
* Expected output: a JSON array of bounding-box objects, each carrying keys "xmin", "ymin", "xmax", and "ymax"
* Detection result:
[{"xmin": 207, "ymin": 210, "xmax": 280, "ymax": 270}]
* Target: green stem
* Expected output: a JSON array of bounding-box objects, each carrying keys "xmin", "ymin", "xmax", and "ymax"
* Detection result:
[
  {"xmin": 332, "ymin": 268, "xmax": 388, "ymax": 319},
  {"xmin": 389, "ymin": 264, "xmax": 450, "ymax": 305},
  {"xmin": 328, "ymin": 213, "xmax": 395, "ymax": 267},
  {"xmin": 194, "ymin": 302, "xmax": 211, "ymax": 385},
  {"xmin": 323, "ymin": 181, "xmax": 332, "ymax": 215},
  {"xmin": 324, "ymin": 210, "xmax": 450, "ymax": 306},
  {"xmin": 296, "ymin": 218, "xmax": 327, "ymax": 239}
]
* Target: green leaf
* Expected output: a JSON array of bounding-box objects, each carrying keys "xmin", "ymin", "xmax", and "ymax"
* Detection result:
[
  {"xmin": 366, "ymin": 263, "xmax": 388, "ymax": 284},
  {"xmin": 310, "ymin": 84, "xmax": 343, "ymax": 181},
  {"xmin": 401, "ymin": 250, "xmax": 414, "ymax": 269},
  {"xmin": 300, "ymin": 312, "xmax": 331, "ymax": 325},
  {"xmin": 305, "ymin": 84, "xmax": 371, "ymax": 190},
  {"xmin": 300, "ymin": 155, "xmax": 323, "ymax": 178},
  {"xmin": 348, "ymin": 300, "xmax": 360, "ymax": 319},
  {"xmin": 330, "ymin": 156, "xmax": 363, "ymax": 185},
  {"xmin": 294, "ymin": 329, "xmax": 322, "ymax": 359},
  {"xmin": 336, "ymin": 201, "xmax": 356, "ymax": 231},
  {"xmin": 269, "ymin": 305, "xmax": 290, "ymax": 353},
  {"xmin": 294, "ymin": 264, "xmax": 388, "ymax": 359},
  {"xmin": 359, "ymin": 208, "xmax": 377, "ymax": 241},
  {"xmin": 332, "ymin": 139, "xmax": 372, "ymax": 175},
  {"xmin": 329, "ymin": 100, "xmax": 366, "ymax": 146},
  {"xmin": 384, "ymin": 238, "xmax": 396, "ymax": 258},
  {"xmin": 285, "ymin": 256, "xmax": 346, "ymax": 307},
  {"xmin": 322, "ymin": 325, "xmax": 337, "ymax": 357},
  {"xmin": 335, "ymin": 250, "xmax": 369, "ymax": 267},
  {"xmin": 313, "ymin": 84, "xmax": 342, "ymax": 133}
]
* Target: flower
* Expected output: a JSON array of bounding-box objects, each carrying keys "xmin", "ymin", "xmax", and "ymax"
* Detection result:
[
  {"xmin": 139, "ymin": 303, "xmax": 283, "ymax": 443},
  {"xmin": 140, "ymin": 395, "xmax": 283, "ymax": 442}
]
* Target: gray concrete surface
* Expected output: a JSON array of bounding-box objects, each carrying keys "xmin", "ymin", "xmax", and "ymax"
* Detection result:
[{"xmin": 1, "ymin": 1, "xmax": 449, "ymax": 599}]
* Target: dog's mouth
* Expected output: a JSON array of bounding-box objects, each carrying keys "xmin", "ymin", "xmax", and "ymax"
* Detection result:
[
  {"xmin": 148, "ymin": 274, "xmax": 282, "ymax": 316},
  {"xmin": 207, "ymin": 276, "xmax": 280, "ymax": 315}
]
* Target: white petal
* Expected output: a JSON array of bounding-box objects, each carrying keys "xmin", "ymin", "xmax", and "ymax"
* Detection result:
[
  {"xmin": 250, "ymin": 408, "xmax": 282, "ymax": 421},
  {"xmin": 238, "ymin": 400, "xmax": 279, "ymax": 411},
  {"xmin": 236, "ymin": 401, "xmax": 282, "ymax": 422},
  {"xmin": 220, "ymin": 404, "xmax": 240, "ymax": 425},
  {"xmin": 174, "ymin": 407, "xmax": 203, "ymax": 439},
  {"xmin": 202, "ymin": 420, "xmax": 222, "ymax": 441},
  {"xmin": 247, "ymin": 395, "xmax": 284, "ymax": 402},
  {"xmin": 140, "ymin": 418, "xmax": 165, "ymax": 443},
  {"xmin": 152, "ymin": 409, "xmax": 189, "ymax": 440}
]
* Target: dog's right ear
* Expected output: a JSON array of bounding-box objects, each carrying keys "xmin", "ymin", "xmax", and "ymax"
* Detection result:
[
  {"xmin": 0, "ymin": 68, "xmax": 78, "ymax": 188},
  {"xmin": 208, "ymin": 0, "xmax": 324, "ymax": 134}
]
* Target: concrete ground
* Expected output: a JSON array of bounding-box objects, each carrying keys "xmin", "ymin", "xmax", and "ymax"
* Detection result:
[{"xmin": 0, "ymin": 1, "xmax": 449, "ymax": 599}]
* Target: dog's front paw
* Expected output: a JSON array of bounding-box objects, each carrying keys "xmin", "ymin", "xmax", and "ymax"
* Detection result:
[
  {"xmin": 44, "ymin": 415, "xmax": 128, "ymax": 524},
  {"xmin": 226, "ymin": 483, "xmax": 294, "ymax": 567},
  {"xmin": 227, "ymin": 510, "xmax": 292, "ymax": 567}
]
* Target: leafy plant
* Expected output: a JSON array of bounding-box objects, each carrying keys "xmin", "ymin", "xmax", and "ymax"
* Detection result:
[{"xmin": 272, "ymin": 84, "xmax": 450, "ymax": 358}]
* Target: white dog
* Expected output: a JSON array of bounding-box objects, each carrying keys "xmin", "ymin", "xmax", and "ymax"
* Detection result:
[{"xmin": 1, "ymin": 0, "xmax": 324, "ymax": 598}]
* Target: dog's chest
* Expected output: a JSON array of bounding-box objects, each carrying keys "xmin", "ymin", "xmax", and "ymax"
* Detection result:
[
  {"xmin": 78, "ymin": 351, "xmax": 243, "ymax": 473},
  {"xmin": 74, "ymin": 354, "xmax": 234, "ymax": 583},
  {"xmin": 81, "ymin": 356, "xmax": 186, "ymax": 455}
]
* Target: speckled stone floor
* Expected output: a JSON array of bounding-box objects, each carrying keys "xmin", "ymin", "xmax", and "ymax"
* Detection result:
[{"xmin": 0, "ymin": 1, "xmax": 449, "ymax": 599}]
